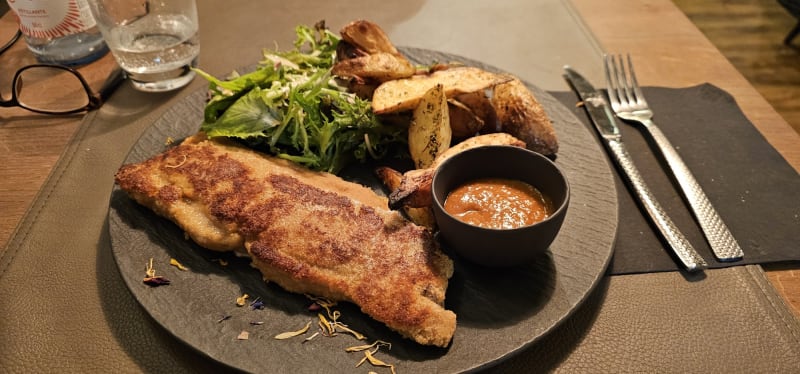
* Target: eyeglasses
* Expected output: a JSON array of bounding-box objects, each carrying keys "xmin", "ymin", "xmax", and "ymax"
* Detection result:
[{"xmin": 1, "ymin": 29, "xmax": 125, "ymax": 115}]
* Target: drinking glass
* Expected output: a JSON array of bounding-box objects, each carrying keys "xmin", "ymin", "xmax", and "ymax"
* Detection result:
[{"xmin": 87, "ymin": 0, "xmax": 199, "ymax": 92}]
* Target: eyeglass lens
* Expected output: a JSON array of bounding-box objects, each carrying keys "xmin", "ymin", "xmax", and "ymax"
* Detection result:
[{"xmin": 15, "ymin": 67, "xmax": 90, "ymax": 113}]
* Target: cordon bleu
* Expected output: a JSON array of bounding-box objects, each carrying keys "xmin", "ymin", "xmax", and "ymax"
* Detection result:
[{"xmin": 114, "ymin": 133, "xmax": 456, "ymax": 347}]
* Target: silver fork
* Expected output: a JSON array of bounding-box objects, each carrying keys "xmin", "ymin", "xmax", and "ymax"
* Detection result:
[{"xmin": 604, "ymin": 54, "xmax": 743, "ymax": 262}]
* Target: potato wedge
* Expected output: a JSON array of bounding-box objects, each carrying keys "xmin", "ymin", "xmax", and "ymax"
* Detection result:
[
  {"xmin": 455, "ymin": 91, "xmax": 499, "ymax": 133},
  {"xmin": 388, "ymin": 133, "xmax": 526, "ymax": 209},
  {"xmin": 492, "ymin": 78, "xmax": 558, "ymax": 155},
  {"xmin": 433, "ymin": 132, "xmax": 525, "ymax": 168},
  {"xmin": 335, "ymin": 40, "xmax": 367, "ymax": 61},
  {"xmin": 345, "ymin": 78, "xmax": 379, "ymax": 100},
  {"xmin": 388, "ymin": 168, "xmax": 435, "ymax": 210},
  {"xmin": 340, "ymin": 20, "xmax": 402, "ymax": 56},
  {"xmin": 447, "ymin": 99, "xmax": 484, "ymax": 138},
  {"xmin": 332, "ymin": 52, "xmax": 416, "ymax": 82},
  {"xmin": 375, "ymin": 166, "xmax": 437, "ymax": 229},
  {"xmin": 409, "ymin": 84, "xmax": 451, "ymax": 169},
  {"xmin": 372, "ymin": 67, "xmax": 512, "ymax": 114}
]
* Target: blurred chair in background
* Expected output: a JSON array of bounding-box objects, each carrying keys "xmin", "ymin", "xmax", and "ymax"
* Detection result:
[{"xmin": 779, "ymin": 0, "xmax": 800, "ymax": 44}]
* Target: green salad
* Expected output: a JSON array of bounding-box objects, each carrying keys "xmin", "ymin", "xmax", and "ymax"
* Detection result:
[{"xmin": 195, "ymin": 23, "xmax": 407, "ymax": 174}]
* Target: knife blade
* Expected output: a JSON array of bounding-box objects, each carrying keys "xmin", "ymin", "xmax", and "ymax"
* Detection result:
[{"xmin": 563, "ymin": 66, "xmax": 707, "ymax": 272}]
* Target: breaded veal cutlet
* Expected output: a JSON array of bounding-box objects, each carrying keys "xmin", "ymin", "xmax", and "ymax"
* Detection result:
[{"xmin": 114, "ymin": 133, "xmax": 457, "ymax": 347}]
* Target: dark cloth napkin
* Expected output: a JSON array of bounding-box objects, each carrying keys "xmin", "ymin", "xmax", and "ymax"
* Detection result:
[{"xmin": 552, "ymin": 84, "xmax": 800, "ymax": 275}]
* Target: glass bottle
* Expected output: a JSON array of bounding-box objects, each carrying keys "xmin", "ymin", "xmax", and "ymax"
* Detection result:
[{"xmin": 6, "ymin": 0, "xmax": 108, "ymax": 65}]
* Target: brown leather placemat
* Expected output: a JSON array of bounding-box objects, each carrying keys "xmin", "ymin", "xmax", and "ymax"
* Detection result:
[
  {"xmin": 2, "ymin": 0, "xmax": 799, "ymax": 370},
  {"xmin": 491, "ymin": 265, "xmax": 800, "ymax": 373},
  {"xmin": 1, "ymin": 80, "xmax": 799, "ymax": 372},
  {"xmin": 555, "ymin": 86, "xmax": 800, "ymax": 275}
]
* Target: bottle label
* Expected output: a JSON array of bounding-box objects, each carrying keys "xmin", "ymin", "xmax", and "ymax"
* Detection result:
[{"xmin": 8, "ymin": 0, "xmax": 97, "ymax": 39}]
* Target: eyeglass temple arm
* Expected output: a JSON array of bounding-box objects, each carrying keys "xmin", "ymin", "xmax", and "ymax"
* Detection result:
[
  {"xmin": 0, "ymin": 31, "xmax": 23, "ymax": 104},
  {"xmin": 90, "ymin": 67, "xmax": 126, "ymax": 107},
  {"xmin": 1, "ymin": 30, "xmax": 22, "ymax": 55},
  {"xmin": 0, "ymin": 74, "xmax": 20, "ymax": 106}
]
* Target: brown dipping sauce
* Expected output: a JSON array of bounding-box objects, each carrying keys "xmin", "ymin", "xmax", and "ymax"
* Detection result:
[{"xmin": 443, "ymin": 178, "xmax": 552, "ymax": 229}]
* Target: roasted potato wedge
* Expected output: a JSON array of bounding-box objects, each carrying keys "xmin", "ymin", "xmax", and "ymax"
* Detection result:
[
  {"xmin": 340, "ymin": 20, "xmax": 403, "ymax": 56},
  {"xmin": 408, "ymin": 84, "xmax": 452, "ymax": 169},
  {"xmin": 492, "ymin": 78, "xmax": 558, "ymax": 155},
  {"xmin": 332, "ymin": 52, "xmax": 416, "ymax": 82},
  {"xmin": 388, "ymin": 133, "xmax": 526, "ymax": 209},
  {"xmin": 388, "ymin": 168, "xmax": 435, "ymax": 210},
  {"xmin": 345, "ymin": 78, "xmax": 379, "ymax": 100},
  {"xmin": 455, "ymin": 91, "xmax": 499, "ymax": 133},
  {"xmin": 372, "ymin": 67, "xmax": 512, "ymax": 114},
  {"xmin": 435, "ymin": 132, "xmax": 525, "ymax": 166},
  {"xmin": 448, "ymin": 99, "xmax": 484, "ymax": 138},
  {"xmin": 335, "ymin": 20, "xmax": 415, "ymax": 93},
  {"xmin": 375, "ymin": 166, "xmax": 437, "ymax": 229},
  {"xmin": 335, "ymin": 40, "xmax": 368, "ymax": 61}
]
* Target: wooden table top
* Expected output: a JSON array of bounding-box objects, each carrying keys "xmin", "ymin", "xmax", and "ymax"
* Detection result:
[
  {"xmin": 570, "ymin": 0, "xmax": 800, "ymax": 317},
  {"xmin": 1, "ymin": 0, "xmax": 798, "ymax": 317}
]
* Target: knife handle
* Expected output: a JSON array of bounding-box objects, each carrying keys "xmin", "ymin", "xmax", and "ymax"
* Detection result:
[
  {"xmin": 640, "ymin": 119, "xmax": 743, "ymax": 261},
  {"xmin": 607, "ymin": 139, "xmax": 708, "ymax": 271}
]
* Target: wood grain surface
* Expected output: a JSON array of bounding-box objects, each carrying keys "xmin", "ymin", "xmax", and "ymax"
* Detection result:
[
  {"xmin": 669, "ymin": 2, "xmax": 800, "ymax": 316},
  {"xmin": 1, "ymin": 0, "xmax": 798, "ymax": 318},
  {"xmin": 674, "ymin": 0, "xmax": 800, "ymax": 136},
  {"xmin": 0, "ymin": 12, "xmax": 118, "ymax": 248},
  {"xmin": 570, "ymin": 0, "xmax": 800, "ymax": 317}
]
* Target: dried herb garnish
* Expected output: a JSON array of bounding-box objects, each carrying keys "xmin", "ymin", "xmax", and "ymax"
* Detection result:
[
  {"xmin": 349, "ymin": 341, "xmax": 394, "ymax": 373},
  {"xmin": 307, "ymin": 303, "xmax": 322, "ymax": 312},
  {"xmin": 335, "ymin": 322, "xmax": 366, "ymax": 340},
  {"xmin": 306, "ymin": 295, "xmax": 337, "ymax": 309},
  {"xmin": 169, "ymin": 258, "xmax": 188, "ymax": 271},
  {"xmin": 345, "ymin": 340, "xmax": 391, "ymax": 353},
  {"xmin": 143, "ymin": 277, "xmax": 171, "ymax": 286},
  {"xmin": 217, "ymin": 315, "xmax": 232, "ymax": 323},
  {"xmin": 300, "ymin": 295, "xmax": 369, "ymax": 341},
  {"xmin": 303, "ymin": 332, "xmax": 320, "ymax": 343},
  {"xmin": 274, "ymin": 321, "xmax": 312, "ymax": 340},
  {"xmin": 164, "ymin": 154, "xmax": 188, "ymax": 168},
  {"xmin": 250, "ymin": 298, "xmax": 265, "ymax": 310},
  {"xmin": 317, "ymin": 313, "xmax": 335, "ymax": 336},
  {"xmin": 249, "ymin": 321, "xmax": 265, "ymax": 326},
  {"xmin": 275, "ymin": 294, "xmax": 380, "ymax": 372},
  {"xmin": 345, "ymin": 340, "xmax": 394, "ymax": 373},
  {"xmin": 143, "ymin": 258, "xmax": 170, "ymax": 287},
  {"xmin": 356, "ymin": 350, "xmax": 396, "ymax": 374}
]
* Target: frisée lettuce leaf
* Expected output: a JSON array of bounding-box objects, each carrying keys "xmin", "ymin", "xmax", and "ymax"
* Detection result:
[{"xmin": 195, "ymin": 22, "xmax": 406, "ymax": 173}]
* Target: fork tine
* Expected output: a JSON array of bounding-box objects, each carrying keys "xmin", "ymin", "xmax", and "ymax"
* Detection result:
[
  {"xmin": 614, "ymin": 54, "xmax": 634, "ymax": 107},
  {"xmin": 603, "ymin": 54, "xmax": 621, "ymax": 107},
  {"xmin": 610, "ymin": 54, "xmax": 629, "ymax": 107},
  {"xmin": 625, "ymin": 54, "xmax": 648, "ymax": 107}
]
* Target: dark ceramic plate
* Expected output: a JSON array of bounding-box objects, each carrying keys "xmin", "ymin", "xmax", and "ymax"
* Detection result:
[{"xmin": 107, "ymin": 49, "xmax": 617, "ymax": 373}]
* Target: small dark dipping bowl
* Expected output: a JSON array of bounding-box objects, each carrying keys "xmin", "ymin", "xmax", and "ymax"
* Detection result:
[{"xmin": 431, "ymin": 145, "xmax": 570, "ymax": 267}]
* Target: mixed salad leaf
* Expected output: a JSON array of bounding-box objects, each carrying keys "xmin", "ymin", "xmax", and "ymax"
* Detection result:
[{"xmin": 196, "ymin": 22, "xmax": 407, "ymax": 173}]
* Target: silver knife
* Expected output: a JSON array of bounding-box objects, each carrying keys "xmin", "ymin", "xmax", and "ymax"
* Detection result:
[{"xmin": 563, "ymin": 66, "xmax": 707, "ymax": 272}]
